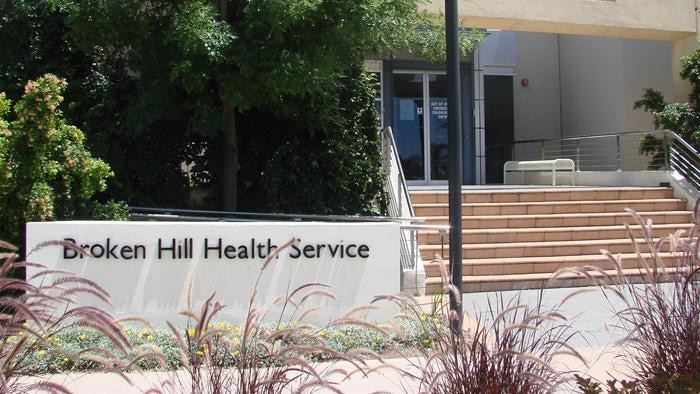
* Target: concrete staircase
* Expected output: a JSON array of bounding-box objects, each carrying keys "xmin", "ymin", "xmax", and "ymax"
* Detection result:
[{"xmin": 411, "ymin": 187, "xmax": 694, "ymax": 294}]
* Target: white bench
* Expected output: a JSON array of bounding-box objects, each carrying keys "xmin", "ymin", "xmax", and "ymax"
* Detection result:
[{"xmin": 503, "ymin": 159, "xmax": 575, "ymax": 186}]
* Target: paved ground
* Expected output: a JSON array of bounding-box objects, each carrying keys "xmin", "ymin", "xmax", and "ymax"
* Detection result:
[{"xmin": 18, "ymin": 285, "xmax": 642, "ymax": 393}]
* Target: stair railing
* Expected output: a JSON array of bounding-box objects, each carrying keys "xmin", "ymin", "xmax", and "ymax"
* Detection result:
[
  {"xmin": 381, "ymin": 127, "xmax": 415, "ymax": 219},
  {"xmin": 668, "ymin": 131, "xmax": 700, "ymax": 192},
  {"xmin": 381, "ymin": 127, "xmax": 447, "ymax": 295},
  {"xmin": 510, "ymin": 130, "xmax": 700, "ymax": 193}
]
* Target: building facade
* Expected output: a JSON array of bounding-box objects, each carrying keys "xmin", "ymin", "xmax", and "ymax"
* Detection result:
[{"xmin": 371, "ymin": 0, "xmax": 698, "ymax": 186}]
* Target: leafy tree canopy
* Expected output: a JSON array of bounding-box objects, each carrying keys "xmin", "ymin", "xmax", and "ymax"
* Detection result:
[
  {"xmin": 63, "ymin": 0, "xmax": 481, "ymax": 210},
  {"xmin": 1, "ymin": 0, "xmax": 482, "ymax": 214}
]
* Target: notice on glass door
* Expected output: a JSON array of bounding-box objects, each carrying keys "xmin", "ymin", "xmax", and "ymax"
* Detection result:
[{"xmin": 431, "ymin": 98, "xmax": 448, "ymax": 120}]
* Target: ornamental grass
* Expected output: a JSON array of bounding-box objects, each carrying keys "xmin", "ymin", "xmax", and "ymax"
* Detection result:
[
  {"xmin": 0, "ymin": 240, "xmax": 157, "ymax": 393},
  {"xmin": 559, "ymin": 204, "xmax": 700, "ymax": 393},
  {"xmin": 374, "ymin": 263, "xmax": 583, "ymax": 394}
]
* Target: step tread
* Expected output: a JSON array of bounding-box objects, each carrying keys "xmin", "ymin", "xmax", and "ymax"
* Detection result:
[
  {"xmin": 418, "ymin": 223, "xmax": 694, "ymax": 235},
  {"xmin": 420, "ymin": 210, "xmax": 691, "ymax": 220},
  {"xmin": 419, "ymin": 237, "xmax": 676, "ymax": 251},
  {"xmin": 423, "ymin": 252, "xmax": 675, "ymax": 266},
  {"xmin": 409, "ymin": 187, "xmax": 672, "ymax": 195},
  {"xmin": 424, "ymin": 266, "xmax": 674, "ymax": 284},
  {"xmin": 412, "ymin": 198, "xmax": 684, "ymax": 208}
]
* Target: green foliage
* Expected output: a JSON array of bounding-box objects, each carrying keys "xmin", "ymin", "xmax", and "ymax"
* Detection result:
[
  {"xmin": 245, "ymin": 67, "xmax": 386, "ymax": 215},
  {"xmin": 2, "ymin": 0, "xmax": 482, "ymax": 212},
  {"xmin": 634, "ymin": 47, "xmax": 700, "ymax": 160},
  {"xmin": 0, "ymin": 75, "xmax": 121, "ymax": 244},
  {"xmin": 14, "ymin": 320, "xmax": 435, "ymax": 374},
  {"xmin": 574, "ymin": 374, "xmax": 642, "ymax": 394},
  {"xmin": 62, "ymin": 0, "xmax": 481, "ymax": 211}
]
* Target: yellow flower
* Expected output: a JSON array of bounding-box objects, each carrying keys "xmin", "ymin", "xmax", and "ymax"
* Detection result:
[
  {"xmin": 375, "ymin": 335, "xmax": 382, "ymax": 342},
  {"xmin": 22, "ymin": 322, "xmax": 29, "ymax": 327},
  {"xmin": 63, "ymin": 357, "xmax": 69, "ymax": 362},
  {"xmin": 218, "ymin": 323, "xmax": 226, "ymax": 329},
  {"xmin": 419, "ymin": 314, "xmax": 427, "ymax": 321},
  {"xmin": 195, "ymin": 351, "xmax": 204, "ymax": 357},
  {"xmin": 53, "ymin": 337, "xmax": 61, "ymax": 343},
  {"xmin": 423, "ymin": 339, "xmax": 431, "ymax": 345},
  {"xmin": 38, "ymin": 350, "xmax": 45, "ymax": 356},
  {"xmin": 147, "ymin": 335, "xmax": 154, "ymax": 341},
  {"xmin": 233, "ymin": 350, "xmax": 240, "ymax": 356},
  {"xmin": 124, "ymin": 328, "xmax": 132, "ymax": 335},
  {"xmin": 186, "ymin": 328, "xmax": 196, "ymax": 337},
  {"xmin": 319, "ymin": 329, "xmax": 327, "ymax": 338},
  {"xmin": 79, "ymin": 334, "xmax": 88, "ymax": 340}
]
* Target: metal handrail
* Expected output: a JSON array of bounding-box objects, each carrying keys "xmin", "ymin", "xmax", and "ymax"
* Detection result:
[
  {"xmin": 510, "ymin": 129, "xmax": 700, "ymax": 192},
  {"xmin": 382, "ymin": 127, "xmax": 415, "ymax": 217},
  {"xmin": 513, "ymin": 130, "xmax": 660, "ymax": 145},
  {"xmin": 669, "ymin": 131, "xmax": 700, "ymax": 157},
  {"xmin": 128, "ymin": 206, "xmax": 418, "ymax": 223}
]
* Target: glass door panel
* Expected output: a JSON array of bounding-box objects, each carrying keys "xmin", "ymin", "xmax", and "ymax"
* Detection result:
[
  {"xmin": 428, "ymin": 74, "xmax": 448, "ymax": 181},
  {"xmin": 392, "ymin": 73, "xmax": 425, "ymax": 181}
]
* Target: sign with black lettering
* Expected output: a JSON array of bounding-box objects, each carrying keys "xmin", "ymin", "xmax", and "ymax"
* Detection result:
[{"xmin": 26, "ymin": 222, "xmax": 399, "ymax": 323}]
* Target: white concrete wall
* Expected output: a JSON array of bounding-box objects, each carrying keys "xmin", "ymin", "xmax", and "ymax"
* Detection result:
[
  {"xmin": 623, "ymin": 39, "xmax": 674, "ymax": 130},
  {"xmin": 512, "ymin": 32, "xmax": 561, "ymax": 141},
  {"xmin": 496, "ymin": 32, "xmax": 675, "ymax": 170},
  {"xmin": 423, "ymin": 0, "xmax": 696, "ymax": 41},
  {"xmin": 559, "ymin": 35, "xmax": 627, "ymax": 136},
  {"xmin": 506, "ymin": 33, "xmax": 673, "ymax": 138}
]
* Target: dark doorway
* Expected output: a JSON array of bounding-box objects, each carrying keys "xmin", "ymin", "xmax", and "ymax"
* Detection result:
[{"xmin": 484, "ymin": 75, "xmax": 514, "ymax": 184}]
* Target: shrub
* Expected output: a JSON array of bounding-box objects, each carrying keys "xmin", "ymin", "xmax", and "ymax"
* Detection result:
[{"xmin": 0, "ymin": 75, "xmax": 124, "ymax": 247}]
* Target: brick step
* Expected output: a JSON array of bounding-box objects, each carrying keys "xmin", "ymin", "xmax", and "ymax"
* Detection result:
[
  {"xmin": 425, "ymin": 265, "xmax": 678, "ymax": 294},
  {"xmin": 417, "ymin": 223, "xmax": 694, "ymax": 244},
  {"xmin": 412, "ymin": 199, "xmax": 686, "ymax": 217},
  {"xmin": 409, "ymin": 187, "xmax": 673, "ymax": 204},
  {"xmin": 421, "ymin": 211, "xmax": 693, "ymax": 228},
  {"xmin": 419, "ymin": 237, "xmax": 675, "ymax": 260},
  {"xmin": 422, "ymin": 252, "xmax": 675, "ymax": 279}
]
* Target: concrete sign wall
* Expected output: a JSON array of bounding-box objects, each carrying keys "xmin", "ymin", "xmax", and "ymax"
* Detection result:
[{"xmin": 26, "ymin": 221, "xmax": 400, "ymax": 324}]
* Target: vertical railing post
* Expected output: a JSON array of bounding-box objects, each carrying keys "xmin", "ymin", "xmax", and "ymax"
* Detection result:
[
  {"xmin": 663, "ymin": 132, "xmax": 670, "ymax": 170},
  {"xmin": 540, "ymin": 141, "xmax": 545, "ymax": 160},
  {"xmin": 616, "ymin": 135, "xmax": 622, "ymax": 171},
  {"xmin": 398, "ymin": 169, "xmax": 403, "ymax": 217},
  {"xmin": 575, "ymin": 139, "xmax": 581, "ymax": 171}
]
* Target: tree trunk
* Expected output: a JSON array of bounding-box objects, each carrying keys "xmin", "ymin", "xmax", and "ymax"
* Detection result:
[{"xmin": 222, "ymin": 104, "xmax": 240, "ymax": 211}]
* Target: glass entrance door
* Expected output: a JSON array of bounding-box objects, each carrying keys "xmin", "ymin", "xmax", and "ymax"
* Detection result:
[
  {"xmin": 393, "ymin": 71, "xmax": 449, "ymax": 184},
  {"xmin": 392, "ymin": 73, "xmax": 425, "ymax": 181},
  {"xmin": 428, "ymin": 74, "xmax": 448, "ymax": 181}
]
